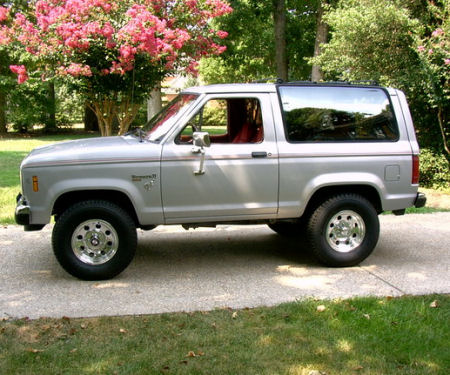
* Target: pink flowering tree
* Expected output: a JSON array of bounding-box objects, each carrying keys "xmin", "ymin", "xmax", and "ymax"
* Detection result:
[
  {"xmin": 416, "ymin": 10, "xmax": 450, "ymax": 155},
  {"xmin": 1, "ymin": 0, "xmax": 232, "ymax": 136}
]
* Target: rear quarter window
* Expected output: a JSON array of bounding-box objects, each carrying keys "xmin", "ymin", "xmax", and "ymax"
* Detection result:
[{"xmin": 278, "ymin": 86, "xmax": 399, "ymax": 142}]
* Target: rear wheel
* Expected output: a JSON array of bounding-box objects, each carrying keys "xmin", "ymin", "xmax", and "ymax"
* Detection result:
[
  {"xmin": 52, "ymin": 200, "xmax": 137, "ymax": 280},
  {"xmin": 307, "ymin": 194, "xmax": 379, "ymax": 267}
]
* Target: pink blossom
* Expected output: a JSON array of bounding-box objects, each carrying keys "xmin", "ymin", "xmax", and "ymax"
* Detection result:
[
  {"xmin": 101, "ymin": 22, "xmax": 114, "ymax": 39},
  {"xmin": 64, "ymin": 63, "xmax": 92, "ymax": 77},
  {"xmin": 186, "ymin": 0, "xmax": 198, "ymax": 9},
  {"xmin": 432, "ymin": 28, "xmax": 444, "ymax": 38},
  {"xmin": 7, "ymin": 0, "xmax": 232, "ymax": 84},
  {"xmin": 17, "ymin": 73, "xmax": 29, "ymax": 84},
  {"xmin": 10, "ymin": 65, "xmax": 29, "ymax": 84},
  {"xmin": 216, "ymin": 30, "xmax": 228, "ymax": 39},
  {"xmin": 0, "ymin": 6, "xmax": 9, "ymax": 22},
  {"xmin": 110, "ymin": 61, "xmax": 125, "ymax": 75},
  {"xmin": 186, "ymin": 60, "xmax": 199, "ymax": 76},
  {"xmin": 428, "ymin": 49, "xmax": 433, "ymax": 55},
  {"xmin": 10, "ymin": 65, "xmax": 27, "ymax": 75},
  {"xmin": 417, "ymin": 45, "xmax": 425, "ymax": 52},
  {"xmin": 445, "ymin": 59, "xmax": 450, "ymax": 65},
  {"xmin": 119, "ymin": 44, "xmax": 136, "ymax": 60},
  {"xmin": 206, "ymin": 0, "xmax": 233, "ymax": 17},
  {"xmin": 0, "ymin": 25, "xmax": 11, "ymax": 45}
]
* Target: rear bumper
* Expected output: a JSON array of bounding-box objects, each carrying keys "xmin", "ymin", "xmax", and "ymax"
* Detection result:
[
  {"xmin": 414, "ymin": 192, "xmax": 427, "ymax": 208},
  {"xmin": 15, "ymin": 194, "xmax": 44, "ymax": 231}
]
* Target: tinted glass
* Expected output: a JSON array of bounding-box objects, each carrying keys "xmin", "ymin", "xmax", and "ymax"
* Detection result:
[
  {"xmin": 279, "ymin": 86, "xmax": 398, "ymax": 142},
  {"xmin": 145, "ymin": 94, "xmax": 198, "ymax": 142}
]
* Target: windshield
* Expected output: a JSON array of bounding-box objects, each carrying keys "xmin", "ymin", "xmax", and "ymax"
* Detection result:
[{"xmin": 144, "ymin": 93, "xmax": 199, "ymax": 142}]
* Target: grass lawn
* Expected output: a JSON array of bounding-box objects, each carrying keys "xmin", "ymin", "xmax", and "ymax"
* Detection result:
[
  {"xmin": 0, "ymin": 295, "xmax": 449, "ymax": 374},
  {"xmin": 0, "ymin": 134, "xmax": 95, "ymax": 224}
]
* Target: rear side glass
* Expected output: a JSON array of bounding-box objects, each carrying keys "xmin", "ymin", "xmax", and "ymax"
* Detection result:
[{"xmin": 279, "ymin": 86, "xmax": 399, "ymax": 142}]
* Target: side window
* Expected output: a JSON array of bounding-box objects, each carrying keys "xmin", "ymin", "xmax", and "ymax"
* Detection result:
[
  {"xmin": 176, "ymin": 98, "xmax": 264, "ymax": 144},
  {"xmin": 279, "ymin": 86, "xmax": 399, "ymax": 142}
]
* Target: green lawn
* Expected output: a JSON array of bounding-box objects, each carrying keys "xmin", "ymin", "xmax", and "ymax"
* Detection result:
[
  {"xmin": 0, "ymin": 134, "xmax": 95, "ymax": 224},
  {"xmin": 0, "ymin": 295, "xmax": 448, "ymax": 375}
]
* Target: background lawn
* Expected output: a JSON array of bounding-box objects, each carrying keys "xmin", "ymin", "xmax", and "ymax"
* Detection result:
[{"xmin": 0, "ymin": 135, "xmax": 95, "ymax": 224}]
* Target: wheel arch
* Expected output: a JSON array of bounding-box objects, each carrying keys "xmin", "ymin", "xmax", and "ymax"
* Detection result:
[
  {"xmin": 303, "ymin": 185, "xmax": 383, "ymax": 219},
  {"xmin": 52, "ymin": 190, "xmax": 140, "ymax": 226}
]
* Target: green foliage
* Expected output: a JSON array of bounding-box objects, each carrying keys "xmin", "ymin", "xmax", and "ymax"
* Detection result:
[
  {"xmin": 310, "ymin": 0, "xmax": 449, "ymax": 154},
  {"xmin": 419, "ymin": 148, "xmax": 450, "ymax": 190},
  {"xmin": 414, "ymin": 0, "xmax": 449, "ymax": 154},
  {"xmin": 7, "ymin": 81, "xmax": 50, "ymax": 132},
  {"xmin": 200, "ymin": 0, "xmax": 318, "ymax": 83},
  {"xmin": 310, "ymin": 0, "xmax": 421, "ymax": 86},
  {"xmin": 55, "ymin": 84, "xmax": 84, "ymax": 127}
]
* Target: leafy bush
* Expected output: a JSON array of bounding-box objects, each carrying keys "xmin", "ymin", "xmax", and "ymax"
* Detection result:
[{"xmin": 420, "ymin": 148, "xmax": 450, "ymax": 190}]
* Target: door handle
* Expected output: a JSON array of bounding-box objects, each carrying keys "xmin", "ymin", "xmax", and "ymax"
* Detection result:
[{"xmin": 251, "ymin": 151, "xmax": 268, "ymax": 158}]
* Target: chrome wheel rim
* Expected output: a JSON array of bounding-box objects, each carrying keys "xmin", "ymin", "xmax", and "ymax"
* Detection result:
[
  {"xmin": 326, "ymin": 210, "xmax": 365, "ymax": 253},
  {"xmin": 71, "ymin": 219, "xmax": 118, "ymax": 265}
]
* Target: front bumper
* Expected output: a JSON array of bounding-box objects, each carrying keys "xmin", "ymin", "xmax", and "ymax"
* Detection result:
[
  {"xmin": 15, "ymin": 193, "xmax": 44, "ymax": 231},
  {"xmin": 15, "ymin": 193, "xmax": 30, "ymax": 225}
]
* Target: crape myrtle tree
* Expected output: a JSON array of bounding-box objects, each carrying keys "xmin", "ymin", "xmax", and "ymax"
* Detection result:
[{"xmin": 0, "ymin": 0, "xmax": 232, "ymax": 136}]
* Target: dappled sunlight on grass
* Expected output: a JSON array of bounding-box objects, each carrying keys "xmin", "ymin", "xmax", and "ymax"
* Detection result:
[{"xmin": 0, "ymin": 295, "xmax": 448, "ymax": 374}]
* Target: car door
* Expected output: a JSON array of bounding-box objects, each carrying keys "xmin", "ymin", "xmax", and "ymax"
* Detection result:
[{"xmin": 161, "ymin": 93, "xmax": 279, "ymax": 223}]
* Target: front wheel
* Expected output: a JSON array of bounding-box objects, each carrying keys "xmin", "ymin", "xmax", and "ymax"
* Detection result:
[
  {"xmin": 307, "ymin": 194, "xmax": 379, "ymax": 267},
  {"xmin": 52, "ymin": 200, "xmax": 137, "ymax": 280}
]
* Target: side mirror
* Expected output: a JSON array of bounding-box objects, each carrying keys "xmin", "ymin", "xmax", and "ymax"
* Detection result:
[
  {"xmin": 193, "ymin": 132, "xmax": 211, "ymax": 148},
  {"xmin": 191, "ymin": 132, "xmax": 210, "ymax": 176}
]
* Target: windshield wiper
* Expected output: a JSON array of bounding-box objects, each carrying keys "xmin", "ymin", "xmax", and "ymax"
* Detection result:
[{"xmin": 125, "ymin": 128, "xmax": 146, "ymax": 142}]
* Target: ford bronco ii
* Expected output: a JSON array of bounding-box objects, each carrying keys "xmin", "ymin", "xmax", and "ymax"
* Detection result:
[{"xmin": 15, "ymin": 82, "xmax": 426, "ymax": 280}]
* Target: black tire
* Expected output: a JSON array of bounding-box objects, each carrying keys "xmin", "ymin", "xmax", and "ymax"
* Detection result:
[
  {"xmin": 307, "ymin": 194, "xmax": 379, "ymax": 267},
  {"xmin": 52, "ymin": 200, "xmax": 137, "ymax": 280},
  {"xmin": 268, "ymin": 220, "xmax": 305, "ymax": 237}
]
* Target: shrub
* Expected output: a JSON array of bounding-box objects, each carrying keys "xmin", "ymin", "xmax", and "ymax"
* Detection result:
[{"xmin": 420, "ymin": 148, "xmax": 450, "ymax": 190}]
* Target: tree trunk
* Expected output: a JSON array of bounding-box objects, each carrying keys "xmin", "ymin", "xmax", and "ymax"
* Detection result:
[
  {"xmin": 273, "ymin": 0, "xmax": 288, "ymax": 82},
  {"xmin": 311, "ymin": 1, "xmax": 329, "ymax": 82},
  {"xmin": 0, "ymin": 91, "xmax": 7, "ymax": 134},
  {"xmin": 147, "ymin": 87, "xmax": 162, "ymax": 121},
  {"xmin": 84, "ymin": 103, "xmax": 99, "ymax": 132},
  {"xmin": 438, "ymin": 107, "xmax": 450, "ymax": 155},
  {"xmin": 45, "ymin": 81, "xmax": 57, "ymax": 133},
  {"xmin": 89, "ymin": 97, "xmax": 140, "ymax": 136}
]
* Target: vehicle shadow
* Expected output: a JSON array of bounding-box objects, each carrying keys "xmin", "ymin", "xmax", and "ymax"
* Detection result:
[{"xmin": 131, "ymin": 226, "xmax": 318, "ymax": 278}]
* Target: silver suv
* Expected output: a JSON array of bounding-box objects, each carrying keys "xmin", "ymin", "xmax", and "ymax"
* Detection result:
[{"xmin": 15, "ymin": 82, "xmax": 426, "ymax": 280}]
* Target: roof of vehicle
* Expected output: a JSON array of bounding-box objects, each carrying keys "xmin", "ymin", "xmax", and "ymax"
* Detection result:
[
  {"xmin": 182, "ymin": 83, "xmax": 277, "ymax": 94},
  {"xmin": 182, "ymin": 82, "xmax": 397, "ymax": 95}
]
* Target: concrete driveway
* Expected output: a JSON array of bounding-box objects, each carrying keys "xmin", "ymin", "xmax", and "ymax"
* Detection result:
[{"xmin": 1, "ymin": 213, "xmax": 449, "ymax": 319}]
